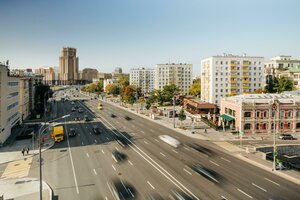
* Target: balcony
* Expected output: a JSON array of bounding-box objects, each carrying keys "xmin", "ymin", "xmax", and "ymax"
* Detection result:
[
  {"xmin": 231, "ymin": 63, "xmax": 237, "ymax": 67},
  {"xmin": 242, "ymin": 69, "xmax": 249, "ymax": 72},
  {"xmin": 231, "ymin": 69, "xmax": 237, "ymax": 73},
  {"xmin": 230, "ymin": 79, "xmax": 237, "ymax": 83},
  {"xmin": 230, "ymin": 91, "xmax": 237, "ymax": 95},
  {"xmin": 242, "ymin": 79, "xmax": 249, "ymax": 83},
  {"xmin": 243, "ymin": 85, "xmax": 249, "ymax": 89},
  {"xmin": 242, "ymin": 75, "xmax": 249, "ymax": 78},
  {"xmin": 230, "ymin": 85, "xmax": 237, "ymax": 89},
  {"xmin": 231, "ymin": 74, "xmax": 237, "ymax": 78}
]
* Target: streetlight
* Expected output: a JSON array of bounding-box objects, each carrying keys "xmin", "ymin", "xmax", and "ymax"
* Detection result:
[
  {"xmin": 39, "ymin": 111, "xmax": 70, "ymax": 200},
  {"xmin": 173, "ymin": 96, "xmax": 176, "ymax": 128},
  {"xmin": 272, "ymin": 96, "xmax": 278, "ymax": 171}
]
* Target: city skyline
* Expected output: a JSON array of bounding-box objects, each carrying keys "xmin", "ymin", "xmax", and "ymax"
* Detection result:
[{"xmin": 1, "ymin": 0, "xmax": 300, "ymax": 75}]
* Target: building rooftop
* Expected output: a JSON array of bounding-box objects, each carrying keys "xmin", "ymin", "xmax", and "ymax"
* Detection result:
[{"xmin": 223, "ymin": 93, "xmax": 300, "ymax": 104}]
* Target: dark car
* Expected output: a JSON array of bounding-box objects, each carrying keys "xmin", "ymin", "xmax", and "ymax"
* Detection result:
[
  {"xmin": 110, "ymin": 178, "xmax": 137, "ymax": 200},
  {"xmin": 75, "ymin": 105, "xmax": 79, "ymax": 109},
  {"xmin": 146, "ymin": 193, "xmax": 164, "ymax": 200},
  {"xmin": 279, "ymin": 134, "xmax": 294, "ymax": 140},
  {"xmin": 170, "ymin": 190, "xmax": 196, "ymax": 200},
  {"xmin": 112, "ymin": 150, "xmax": 127, "ymax": 163},
  {"xmin": 71, "ymin": 107, "xmax": 76, "ymax": 112},
  {"xmin": 124, "ymin": 116, "xmax": 131, "ymax": 120},
  {"xmin": 68, "ymin": 128, "xmax": 76, "ymax": 137},
  {"xmin": 189, "ymin": 164, "xmax": 220, "ymax": 183},
  {"xmin": 93, "ymin": 125, "xmax": 101, "ymax": 134},
  {"xmin": 78, "ymin": 108, "xmax": 83, "ymax": 113},
  {"xmin": 84, "ymin": 115, "xmax": 90, "ymax": 121},
  {"xmin": 110, "ymin": 113, "xmax": 116, "ymax": 118}
]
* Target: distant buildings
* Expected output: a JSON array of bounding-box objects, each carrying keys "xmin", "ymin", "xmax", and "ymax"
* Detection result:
[
  {"xmin": 59, "ymin": 47, "xmax": 79, "ymax": 85},
  {"xmin": 154, "ymin": 63, "xmax": 193, "ymax": 95},
  {"xmin": 34, "ymin": 67, "xmax": 56, "ymax": 85},
  {"xmin": 220, "ymin": 93, "xmax": 300, "ymax": 134},
  {"xmin": 264, "ymin": 55, "xmax": 300, "ymax": 84},
  {"xmin": 201, "ymin": 54, "xmax": 264, "ymax": 105},
  {"xmin": 130, "ymin": 67, "xmax": 154, "ymax": 95},
  {"xmin": 277, "ymin": 65, "xmax": 300, "ymax": 89},
  {"xmin": 80, "ymin": 68, "xmax": 98, "ymax": 83}
]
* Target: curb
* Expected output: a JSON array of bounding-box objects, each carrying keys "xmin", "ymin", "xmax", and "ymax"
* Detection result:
[
  {"xmin": 43, "ymin": 179, "xmax": 53, "ymax": 200},
  {"xmin": 236, "ymin": 154, "xmax": 300, "ymax": 186}
]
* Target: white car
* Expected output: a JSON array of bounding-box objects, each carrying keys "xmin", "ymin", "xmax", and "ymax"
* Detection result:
[{"xmin": 158, "ymin": 135, "xmax": 182, "ymax": 148}]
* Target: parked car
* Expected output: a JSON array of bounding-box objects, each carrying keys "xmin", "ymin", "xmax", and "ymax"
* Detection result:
[
  {"xmin": 71, "ymin": 107, "xmax": 76, "ymax": 112},
  {"xmin": 158, "ymin": 135, "xmax": 182, "ymax": 148},
  {"xmin": 84, "ymin": 115, "xmax": 90, "ymax": 121},
  {"xmin": 68, "ymin": 128, "xmax": 76, "ymax": 137},
  {"xmin": 279, "ymin": 134, "xmax": 294, "ymax": 140},
  {"xmin": 92, "ymin": 125, "xmax": 101, "ymax": 134}
]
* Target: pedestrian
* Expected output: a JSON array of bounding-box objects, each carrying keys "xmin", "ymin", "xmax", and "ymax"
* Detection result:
[
  {"xmin": 204, "ymin": 128, "xmax": 207, "ymax": 133},
  {"xmin": 26, "ymin": 147, "xmax": 29, "ymax": 155},
  {"xmin": 21, "ymin": 148, "xmax": 25, "ymax": 156}
]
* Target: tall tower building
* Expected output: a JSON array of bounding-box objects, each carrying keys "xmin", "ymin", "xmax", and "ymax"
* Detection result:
[
  {"xmin": 154, "ymin": 63, "xmax": 193, "ymax": 95},
  {"xmin": 59, "ymin": 47, "xmax": 79, "ymax": 85},
  {"xmin": 201, "ymin": 54, "xmax": 264, "ymax": 105}
]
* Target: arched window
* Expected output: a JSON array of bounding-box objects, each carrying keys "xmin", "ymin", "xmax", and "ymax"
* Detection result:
[
  {"xmin": 256, "ymin": 123, "xmax": 260, "ymax": 130},
  {"xmin": 244, "ymin": 112, "xmax": 251, "ymax": 117},
  {"xmin": 264, "ymin": 111, "xmax": 268, "ymax": 118},
  {"xmin": 297, "ymin": 122, "xmax": 300, "ymax": 129},
  {"xmin": 263, "ymin": 123, "xmax": 267, "ymax": 129},
  {"xmin": 280, "ymin": 122, "xmax": 284, "ymax": 129},
  {"xmin": 287, "ymin": 123, "xmax": 291, "ymax": 129},
  {"xmin": 288, "ymin": 111, "xmax": 293, "ymax": 118},
  {"xmin": 271, "ymin": 123, "xmax": 274, "ymax": 129},
  {"xmin": 297, "ymin": 111, "xmax": 300, "ymax": 117},
  {"xmin": 244, "ymin": 123, "xmax": 251, "ymax": 130}
]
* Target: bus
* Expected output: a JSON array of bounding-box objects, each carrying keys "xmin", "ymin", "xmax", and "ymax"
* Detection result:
[{"xmin": 98, "ymin": 102, "xmax": 103, "ymax": 110}]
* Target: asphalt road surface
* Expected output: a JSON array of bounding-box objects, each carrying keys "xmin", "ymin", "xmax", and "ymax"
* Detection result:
[{"xmin": 28, "ymin": 88, "xmax": 300, "ymax": 200}]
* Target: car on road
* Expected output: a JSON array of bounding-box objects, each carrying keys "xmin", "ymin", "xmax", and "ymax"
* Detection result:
[
  {"xmin": 189, "ymin": 164, "xmax": 220, "ymax": 183},
  {"xmin": 78, "ymin": 108, "xmax": 83, "ymax": 113},
  {"xmin": 92, "ymin": 125, "xmax": 101, "ymax": 134},
  {"xmin": 71, "ymin": 107, "xmax": 76, "ymax": 112},
  {"xmin": 84, "ymin": 115, "xmax": 90, "ymax": 121},
  {"xmin": 112, "ymin": 150, "xmax": 127, "ymax": 163},
  {"xmin": 124, "ymin": 116, "xmax": 131, "ymax": 120},
  {"xmin": 146, "ymin": 193, "xmax": 164, "ymax": 200},
  {"xmin": 75, "ymin": 105, "xmax": 79, "ymax": 109},
  {"xmin": 110, "ymin": 178, "xmax": 137, "ymax": 200},
  {"xmin": 170, "ymin": 190, "xmax": 196, "ymax": 200},
  {"xmin": 110, "ymin": 113, "xmax": 116, "ymax": 118},
  {"xmin": 158, "ymin": 135, "xmax": 182, "ymax": 148},
  {"xmin": 71, "ymin": 101, "xmax": 75, "ymax": 105},
  {"xmin": 279, "ymin": 134, "xmax": 294, "ymax": 140},
  {"xmin": 68, "ymin": 128, "xmax": 76, "ymax": 137}
]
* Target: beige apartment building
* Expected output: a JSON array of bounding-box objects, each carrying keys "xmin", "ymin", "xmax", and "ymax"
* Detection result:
[
  {"xmin": 59, "ymin": 47, "xmax": 79, "ymax": 85},
  {"xmin": 19, "ymin": 77, "xmax": 30, "ymax": 121},
  {"xmin": 154, "ymin": 63, "xmax": 193, "ymax": 95},
  {"xmin": 220, "ymin": 94, "xmax": 300, "ymax": 135},
  {"xmin": 35, "ymin": 67, "xmax": 56, "ymax": 85},
  {"xmin": 0, "ymin": 64, "xmax": 21, "ymax": 144},
  {"xmin": 201, "ymin": 54, "xmax": 264, "ymax": 105}
]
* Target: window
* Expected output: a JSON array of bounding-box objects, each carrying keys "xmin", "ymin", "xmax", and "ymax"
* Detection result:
[
  {"xmin": 256, "ymin": 111, "xmax": 260, "ymax": 117},
  {"xmin": 244, "ymin": 123, "xmax": 251, "ymax": 130},
  {"xmin": 288, "ymin": 110, "xmax": 293, "ymax": 117},
  {"xmin": 297, "ymin": 111, "xmax": 300, "ymax": 117},
  {"xmin": 244, "ymin": 112, "xmax": 251, "ymax": 117},
  {"xmin": 7, "ymin": 92, "xmax": 19, "ymax": 99},
  {"xmin": 297, "ymin": 122, "xmax": 300, "ymax": 129},
  {"xmin": 263, "ymin": 123, "xmax": 267, "ymax": 129},
  {"xmin": 264, "ymin": 111, "xmax": 268, "ymax": 118},
  {"xmin": 280, "ymin": 122, "xmax": 284, "ymax": 129},
  {"xmin": 256, "ymin": 123, "xmax": 260, "ymax": 130},
  {"xmin": 216, "ymin": 89, "xmax": 218, "ymax": 92},
  {"xmin": 8, "ymin": 82, "xmax": 19, "ymax": 86},
  {"xmin": 287, "ymin": 123, "xmax": 291, "ymax": 129}
]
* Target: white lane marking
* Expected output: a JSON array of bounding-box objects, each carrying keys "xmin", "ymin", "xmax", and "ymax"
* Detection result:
[
  {"xmin": 93, "ymin": 169, "xmax": 97, "ymax": 175},
  {"xmin": 147, "ymin": 181, "xmax": 155, "ymax": 189},
  {"xmin": 144, "ymin": 140, "xmax": 148, "ymax": 144},
  {"xmin": 237, "ymin": 188, "xmax": 253, "ymax": 199},
  {"xmin": 210, "ymin": 160, "xmax": 220, "ymax": 166},
  {"xmin": 221, "ymin": 196, "xmax": 228, "ymax": 200},
  {"xmin": 131, "ymin": 132, "xmax": 136, "ymax": 136},
  {"xmin": 112, "ymin": 165, "xmax": 116, "ymax": 171},
  {"xmin": 101, "ymin": 149, "xmax": 105, "ymax": 154},
  {"xmin": 115, "ymin": 147, "xmax": 119, "ymax": 151},
  {"xmin": 82, "ymin": 142, "xmax": 84, "ymax": 145},
  {"xmin": 78, "ymin": 101, "xmax": 199, "ymax": 200},
  {"xmin": 221, "ymin": 157, "xmax": 231, "ymax": 163},
  {"xmin": 105, "ymin": 197, "xmax": 108, "ymax": 200},
  {"xmin": 264, "ymin": 178, "xmax": 280, "ymax": 186},
  {"xmin": 172, "ymin": 149, "xmax": 178, "ymax": 154},
  {"xmin": 86, "ymin": 153, "xmax": 90, "ymax": 158},
  {"xmin": 160, "ymin": 152, "xmax": 166, "ymax": 157},
  {"xmin": 128, "ymin": 160, "xmax": 133, "ymax": 166},
  {"xmin": 252, "ymin": 183, "xmax": 267, "ymax": 192},
  {"xmin": 128, "ymin": 188, "xmax": 134, "ymax": 197},
  {"xmin": 154, "ymin": 139, "xmax": 159, "ymax": 142},
  {"xmin": 65, "ymin": 125, "xmax": 79, "ymax": 194},
  {"xmin": 95, "ymin": 139, "xmax": 97, "ymax": 143},
  {"xmin": 184, "ymin": 168, "xmax": 192, "ymax": 175},
  {"xmin": 112, "ymin": 155, "xmax": 118, "ymax": 162},
  {"xmin": 184, "ymin": 146, "xmax": 190, "ymax": 151},
  {"xmin": 150, "ymin": 129, "xmax": 154, "ymax": 132}
]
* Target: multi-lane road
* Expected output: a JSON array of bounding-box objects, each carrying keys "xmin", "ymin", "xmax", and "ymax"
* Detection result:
[{"xmin": 27, "ymin": 88, "xmax": 300, "ymax": 200}]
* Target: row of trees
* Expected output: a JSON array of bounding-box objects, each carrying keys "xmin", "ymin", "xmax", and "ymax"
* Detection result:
[
  {"xmin": 264, "ymin": 76, "xmax": 294, "ymax": 93},
  {"xmin": 81, "ymin": 80, "xmax": 104, "ymax": 94}
]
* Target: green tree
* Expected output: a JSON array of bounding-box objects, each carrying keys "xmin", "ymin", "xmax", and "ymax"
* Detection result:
[
  {"xmin": 276, "ymin": 77, "xmax": 294, "ymax": 93},
  {"xmin": 177, "ymin": 108, "xmax": 186, "ymax": 128},
  {"xmin": 265, "ymin": 76, "xmax": 278, "ymax": 93},
  {"xmin": 122, "ymin": 85, "xmax": 136, "ymax": 105},
  {"xmin": 189, "ymin": 79, "xmax": 201, "ymax": 96},
  {"xmin": 95, "ymin": 80, "xmax": 103, "ymax": 93}
]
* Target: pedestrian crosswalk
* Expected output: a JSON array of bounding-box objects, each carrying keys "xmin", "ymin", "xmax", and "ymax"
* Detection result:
[{"xmin": 0, "ymin": 157, "xmax": 33, "ymax": 179}]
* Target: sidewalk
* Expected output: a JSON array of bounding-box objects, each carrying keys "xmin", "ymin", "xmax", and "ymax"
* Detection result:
[
  {"xmin": 0, "ymin": 177, "xmax": 52, "ymax": 200},
  {"xmin": 101, "ymin": 97, "xmax": 300, "ymax": 186}
]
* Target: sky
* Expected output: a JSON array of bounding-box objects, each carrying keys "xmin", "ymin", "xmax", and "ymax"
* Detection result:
[{"xmin": 1, "ymin": 0, "xmax": 300, "ymax": 75}]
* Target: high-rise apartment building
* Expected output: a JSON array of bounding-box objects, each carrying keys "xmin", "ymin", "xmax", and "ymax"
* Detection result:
[
  {"xmin": 34, "ymin": 67, "xmax": 55, "ymax": 85},
  {"xmin": 264, "ymin": 55, "xmax": 300, "ymax": 84},
  {"xmin": 0, "ymin": 64, "xmax": 21, "ymax": 144},
  {"xmin": 154, "ymin": 63, "xmax": 193, "ymax": 95},
  {"xmin": 130, "ymin": 67, "xmax": 154, "ymax": 95},
  {"xmin": 59, "ymin": 47, "xmax": 79, "ymax": 85},
  {"xmin": 201, "ymin": 54, "xmax": 264, "ymax": 105}
]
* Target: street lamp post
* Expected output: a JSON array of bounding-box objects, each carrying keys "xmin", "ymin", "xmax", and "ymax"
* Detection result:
[
  {"xmin": 173, "ymin": 96, "xmax": 176, "ymax": 128},
  {"xmin": 272, "ymin": 97, "xmax": 278, "ymax": 171}
]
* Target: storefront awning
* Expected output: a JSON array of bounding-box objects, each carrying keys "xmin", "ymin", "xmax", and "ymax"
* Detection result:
[{"xmin": 220, "ymin": 114, "xmax": 234, "ymax": 122}]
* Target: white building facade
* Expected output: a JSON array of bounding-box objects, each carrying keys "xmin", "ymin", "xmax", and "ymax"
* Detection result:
[
  {"xmin": 0, "ymin": 64, "xmax": 21, "ymax": 144},
  {"xmin": 130, "ymin": 67, "xmax": 154, "ymax": 95},
  {"xmin": 19, "ymin": 78, "xmax": 30, "ymax": 122},
  {"xmin": 154, "ymin": 63, "xmax": 193, "ymax": 95},
  {"xmin": 201, "ymin": 54, "xmax": 264, "ymax": 105}
]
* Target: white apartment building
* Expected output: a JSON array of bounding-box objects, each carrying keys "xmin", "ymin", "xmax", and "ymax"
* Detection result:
[
  {"xmin": 201, "ymin": 54, "xmax": 264, "ymax": 105},
  {"xmin": 130, "ymin": 67, "xmax": 154, "ymax": 95},
  {"xmin": 154, "ymin": 63, "xmax": 193, "ymax": 95},
  {"xmin": 0, "ymin": 64, "xmax": 21, "ymax": 144},
  {"xmin": 264, "ymin": 55, "xmax": 300, "ymax": 84}
]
